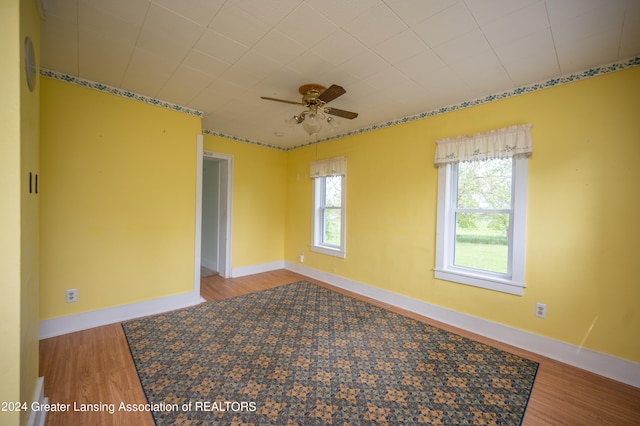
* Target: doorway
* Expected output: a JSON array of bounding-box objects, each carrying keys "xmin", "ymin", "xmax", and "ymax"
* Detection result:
[
  {"xmin": 195, "ymin": 136, "xmax": 233, "ymax": 289},
  {"xmin": 201, "ymin": 153, "xmax": 231, "ymax": 277}
]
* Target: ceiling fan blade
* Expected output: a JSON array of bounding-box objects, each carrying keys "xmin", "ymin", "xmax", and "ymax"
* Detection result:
[
  {"xmin": 260, "ymin": 96, "xmax": 304, "ymax": 106},
  {"xmin": 317, "ymin": 84, "xmax": 346, "ymax": 103},
  {"xmin": 326, "ymin": 107, "xmax": 358, "ymax": 119}
]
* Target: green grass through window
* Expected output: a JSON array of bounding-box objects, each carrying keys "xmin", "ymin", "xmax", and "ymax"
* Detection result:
[{"xmin": 454, "ymin": 242, "xmax": 508, "ymax": 274}]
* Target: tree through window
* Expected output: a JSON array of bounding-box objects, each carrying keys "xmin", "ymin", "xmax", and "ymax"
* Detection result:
[
  {"xmin": 434, "ymin": 125, "xmax": 532, "ymax": 295},
  {"xmin": 454, "ymin": 158, "xmax": 513, "ymax": 274},
  {"xmin": 310, "ymin": 157, "xmax": 346, "ymax": 258}
]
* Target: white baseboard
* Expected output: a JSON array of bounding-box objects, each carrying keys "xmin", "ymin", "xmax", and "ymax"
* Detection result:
[
  {"xmin": 37, "ymin": 260, "xmax": 639, "ymax": 388},
  {"xmin": 27, "ymin": 377, "xmax": 47, "ymax": 426},
  {"xmin": 285, "ymin": 261, "xmax": 640, "ymax": 388},
  {"xmin": 201, "ymin": 259, "xmax": 218, "ymax": 271},
  {"xmin": 39, "ymin": 291, "xmax": 201, "ymax": 339},
  {"xmin": 231, "ymin": 260, "xmax": 284, "ymax": 278}
]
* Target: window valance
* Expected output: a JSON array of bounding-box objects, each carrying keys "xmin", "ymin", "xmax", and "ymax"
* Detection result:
[
  {"xmin": 310, "ymin": 157, "xmax": 346, "ymax": 178},
  {"xmin": 434, "ymin": 124, "xmax": 532, "ymax": 166}
]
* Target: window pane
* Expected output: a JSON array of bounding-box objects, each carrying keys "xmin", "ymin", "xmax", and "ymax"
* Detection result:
[
  {"xmin": 324, "ymin": 176, "xmax": 342, "ymax": 207},
  {"xmin": 454, "ymin": 213, "xmax": 509, "ymax": 274},
  {"xmin": 457, "ymin": 158, "xmax": 512, "ymax": 209},
  {"xmin": 323, "ymin": 208, "xmax": 341, "ymax": 246}
]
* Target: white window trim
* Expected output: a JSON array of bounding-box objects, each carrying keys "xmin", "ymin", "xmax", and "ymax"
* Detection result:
[
  {"xmin": 311, "ymin": 175, "xmax": 346, "ymax": 258},
  {"xmin": 434, "ymin": 157, "xmax": 528, "ymax": 296}
]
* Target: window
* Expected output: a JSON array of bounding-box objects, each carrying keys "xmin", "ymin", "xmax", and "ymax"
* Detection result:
[
  {"xmin": 311, "ymin": 157, "xmax": 346, "ymax": 258},
  {"xmin": 434, "ymin": 125, "xmax": 532, "ymax": 295}
]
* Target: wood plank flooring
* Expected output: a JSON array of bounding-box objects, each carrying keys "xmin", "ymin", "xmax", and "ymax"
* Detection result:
[{"xmin": 39, "ymin": 270, "xmax": 640, "ymax": 425}]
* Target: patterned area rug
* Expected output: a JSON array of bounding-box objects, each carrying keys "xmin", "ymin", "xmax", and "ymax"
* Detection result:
[{"xmin": 122, "ymin": 281, "xmax": 538, "ymax": 425}]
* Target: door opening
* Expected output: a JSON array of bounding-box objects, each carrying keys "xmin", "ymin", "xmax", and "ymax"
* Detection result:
[
  {"xmin": 195, "ymin": 135, "xmax": 233, "ymax": 294},
  {"xmin": 201, "ymin": 154, "xmax": 231, "ymax": 277}
]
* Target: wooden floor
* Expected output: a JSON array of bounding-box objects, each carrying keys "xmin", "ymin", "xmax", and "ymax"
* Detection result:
[{"xmin": 40, "ymin": 270, "xmax": 640, "ymax": 425}]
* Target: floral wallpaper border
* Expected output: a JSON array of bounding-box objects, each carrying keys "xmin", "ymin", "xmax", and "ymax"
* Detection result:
[
  {"xmin": 42, "ymin": 56, "xmax": 639, "ymax": 152},
  {"xmin": 286, "ymin": 55, "xmax": 640, "ymax": 151},
  {"xmin": 40, "ymin": 69, "xmax": 205, "ymax": 118}
]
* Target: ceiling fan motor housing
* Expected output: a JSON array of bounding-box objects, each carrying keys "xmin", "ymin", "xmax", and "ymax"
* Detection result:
[{"xmin": 302, "ymin": 86, "xmax": 324, "ymax": 107}]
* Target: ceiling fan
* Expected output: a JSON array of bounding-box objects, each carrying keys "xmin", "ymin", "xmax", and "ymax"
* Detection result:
[{"xmin": 261, "ymin": 84, "xmax": 358, "ymax": 136}]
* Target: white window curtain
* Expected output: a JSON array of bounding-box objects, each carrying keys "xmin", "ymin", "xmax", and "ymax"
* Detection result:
[
  {"xmin": 434, "ymin": 124, "xmax": 533, "ymax": 167},
  {"xmin": 310, "ymin": 156, "xmax": 346, "ymax": 178}
]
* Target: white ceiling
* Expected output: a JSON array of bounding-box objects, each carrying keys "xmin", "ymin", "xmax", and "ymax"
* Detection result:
[{"xmin": 40, "ymin": 0, "xmax": 640, "ymax": 149}]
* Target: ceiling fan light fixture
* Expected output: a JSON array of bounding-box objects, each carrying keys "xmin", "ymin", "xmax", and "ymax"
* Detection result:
[
  {"xmin": 286, "ymin": 114, "xmax": 305, "ymax": 127},
  {"xmin": 301, "ymin": 111, "xmax": 323, "ymax": 135},
  {"xmin": 327, "ymin": 116, "xmax": 339, "ymax": 131},
  {"xmin": 261, "ymin": 83, "xmax": 358, "ymax": 137}
]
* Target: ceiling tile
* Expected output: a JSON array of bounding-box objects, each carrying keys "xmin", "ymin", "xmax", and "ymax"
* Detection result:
[
  {"xmin": 551, "ymin": 1, "xmax": 626, "ymax": 73},
  {"xmin": 492, "ymin": 28, "xmax": 560, "ymax": 84},
  {"xmin": 502, "ymin": 54, "xmax": 560, "ymax": 86},
  {"xmin": 79, "ymin": 0, "xmax": 149, "ymax": 28},
  {"xmin": 545, "ymin": 0, "xmax": 625, "ymax": 26},
  {"xmin": 134, "ymin": 4, "xmax": 207, "ymax": 67},
  {"xmin": 551, "ymin": 1, "xmax": 625, "ymax": 45},
  {"xmin": 78, "ymin": 0, "xmax": 146, "ymax": 46},
  {"xmin": 492, "ymin": 27, "xmax": 554, "ymax": 62},
  {"xmin": 395, "ymin": 50, "xmax": 447, "ymax": 86},
  {"xmin": 40, "ymin": 14, "xmax": 79, "ymax": 75},
  {"xmin": 217, "ymin": 64, "xmax": 262, "ymax": 89},
  {"xmin": 42, "ymin": 0, "xmax": 80, "ymax": 19},
  {"xmin": 157, "ymin": 64, "xmax": 215, "ymax": 106},
  {"xmin": 135, "ymin": 32, "xmax": 189, "ymax": 64},
  {"xmin": 258, "ymin": 70, "xmax": 308, "ymax": 96},
  {"xmin": 182, "ymin": 50, "xmax": 230, "ymax": 78},
  {"xmin": 452, "ymin": 56, "xmax": 514, "ymax": 96},
  {"xmin": 419, "ymin": 67, "xmax": 475, "ymax": 106},
  {"xmin": 432, "ymin": 28, "xmax": 492, "ymax": 65},
  {"xmin": 276, "ymin": 3, "xmax": 339, "ymax": 48},
  {"xmin": 139, "ymin": 4, "xmax": 206, "ymax": 50},
  {"xmin": 342, "ymin": 2, "xmax": 407, "ymax": 48},
  {"xmin": 187, "ymin": 79, "xmax": 244, "ymax": 112},
  {"xmin": 233, "ymin": 0, "xmax": 301, "ymax": 26},
  {"xmin": 339, "ymin": 50, "xmax": 390, "ymax": 81},
  {"xmin": 207, "ymin": 2, "xmax": 270, "ymax": 47},
  {"xmin": 252, "ymin": 30, "xmax": 307, "ymax": 65},
  {"xmin": 233, "ymin": 50, "xmax": 283, "ymax": 81},
  {"xmin": 152, "ymin": 0, "xmax": 225, "ymax": 27},
  {"xmin": 374, "ymin": 29, "xmax": 429, "ymax": 65},
  {"xmin": 305, "ymin": 0, "xmax": 376, "ymax": 28},
  {"xmin": 385, "ymin": 0, "xmax": 459, "ymax": 27},
  {"xmin": 312, "ymin": 30, "xmax": 367, "ymax": 67},
  {"xmin": 311, "ymin": 69, "xmax": 360, "ymax": 92},
  {"xmin": 480, "ymin": 1, "xmax": 549, "ymax": 47},
  {"xmin": 464, "ymin": 0, "xmax": 542, "ymax": 25},
  {"xmin": 121, "ymin": 48, "xmax": 177, "ymax": 96},
  {"xmin": 363, "ymin": 67, "xmax": 423, "ymax": 109},
  {"xmin": 620, "ymin": 0, "xmax": 640, "ymax": 59},
  {"xmin": 413, "ymin": 2, "xmax": 478, "ymax": 47},
  {"xmin": 194, "ymin": 29, "xmax": 249, "ymax": 64},
  {"xmin": 78, "ymin": 33, "xmax": 133, "ymax": 86},
  {"xmin": 285, "ymin": 50, "xmax": 334, "ymax": 78},
  {"xmin": 555, "ymin": 26, "xmax": 621, "ymax": 73}
]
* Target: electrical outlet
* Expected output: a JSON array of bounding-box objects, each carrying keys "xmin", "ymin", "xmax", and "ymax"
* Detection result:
[
  {"xmin": 300, "ymin": 252, "xmax": 304, "ymax": 263},
  {"xmin": 66, "ymin": 288, "xmax": 77, "ymax": 303},
  {"xmin": 535, "ymin": 302, "xmax": 546, "ymax": 319}
]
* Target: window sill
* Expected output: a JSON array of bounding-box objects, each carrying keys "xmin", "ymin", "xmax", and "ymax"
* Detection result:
[
  {"xmin": 311, "ymin": 245, "xmax": 345, "ymax": 259},
  {"xmin": 434, "ymin": 268, "xmax": 525, "ymax": 296}
]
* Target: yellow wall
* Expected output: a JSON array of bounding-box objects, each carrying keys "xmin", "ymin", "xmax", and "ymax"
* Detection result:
[
  {"xmin": 203, "ymin": 135, "xmax": 287, "ymax": 268},
  {"xmin": 39, "ymin": 78, "xmax": 201, "ymax": 319},
  {"xmin": 286, "ymin": 66, "xmax": 640, "ymax": 363},
  {"xmin": 36, "ymin": 58, "xmax": 638, "ymax": 367},
  {"xmin": 1, "ymin": 0, "xmax": 41, "ymax": 424},
  {"xmin": 0, "ymin": 1, "xmax": 23, "ymax": 424}
]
